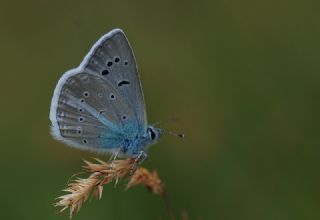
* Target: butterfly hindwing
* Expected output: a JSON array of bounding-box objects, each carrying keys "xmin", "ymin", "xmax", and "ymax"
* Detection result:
[{"xmin": 50, "ymin": 69, "xmax": 133, "ymax": 151}]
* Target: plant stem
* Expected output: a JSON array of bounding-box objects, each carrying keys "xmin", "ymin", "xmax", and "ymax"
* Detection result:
[{"xmin": 162, "ymin": 190, "xmax": 176, "ymax": 220}]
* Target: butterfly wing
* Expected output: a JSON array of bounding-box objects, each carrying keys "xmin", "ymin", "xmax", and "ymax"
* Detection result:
[
  {"xmin": 81, "ymin": 29, "xmax": 147, "ymax": 129},
  {"xmin": 49, "ymin": 29, "xmax": 147, "ymax": 152}
]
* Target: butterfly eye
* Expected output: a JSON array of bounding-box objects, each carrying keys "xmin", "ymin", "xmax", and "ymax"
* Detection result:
[{"xmin": 148, "ymin": 128, "xmax": 156, "ymax": 140}]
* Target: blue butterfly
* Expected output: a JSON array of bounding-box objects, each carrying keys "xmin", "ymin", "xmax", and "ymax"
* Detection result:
[{"xmin": 49, "ymin": 28, "xmax": 161, "ymax": 158}]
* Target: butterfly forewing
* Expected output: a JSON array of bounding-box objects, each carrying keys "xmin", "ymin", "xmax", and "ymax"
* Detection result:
[{"xmin": 82, "ymin": 29, "xmax": 147, "ymax": 130}]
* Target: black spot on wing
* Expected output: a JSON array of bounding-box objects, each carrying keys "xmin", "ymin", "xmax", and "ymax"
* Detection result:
[
  {"xmin": 118, "ymin": 80, "xmax": 130, "ymax": 87},
  {"xmin": 101, "ymin": 69, "xmax": 109, "ymax": 75}
]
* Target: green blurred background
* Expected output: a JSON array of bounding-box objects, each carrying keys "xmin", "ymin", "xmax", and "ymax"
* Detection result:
[{"xmin": 1, "ymin": 0, "xmax": 319, "ymax": 219}]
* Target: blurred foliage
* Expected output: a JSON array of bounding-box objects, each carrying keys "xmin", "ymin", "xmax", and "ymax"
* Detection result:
[{"xmin": 0, "ymin": 0, "xmax": 319, "ymax": 219}]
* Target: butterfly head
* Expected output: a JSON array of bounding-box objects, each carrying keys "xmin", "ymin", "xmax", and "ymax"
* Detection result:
[
  {"xmin": 146, "ymin": 125, "xmax": 184, "ymax": 145},
  {"xmin": 146, "ymin": 125, "xmax": 161, "ymax": 145}
]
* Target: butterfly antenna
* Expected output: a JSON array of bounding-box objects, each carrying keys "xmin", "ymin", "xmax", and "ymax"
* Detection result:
[{"xmin": 160, "ymin": 129, "xmax": 185, "ymax": 139}]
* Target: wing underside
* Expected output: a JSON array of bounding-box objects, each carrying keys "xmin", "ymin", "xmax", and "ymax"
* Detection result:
[{"xmin": 49, "ymin": 29, "xmax": 147, "ymax": 152}]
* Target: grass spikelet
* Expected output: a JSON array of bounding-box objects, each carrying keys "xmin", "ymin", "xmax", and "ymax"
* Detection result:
[
  {"xmin": 54, "ymin": 158, "xmax": 164, "ymax": 219},
  {"xmin": 54, "ymin": 158, "xmax": 136, "ymax": 219},
  {"xmin": 54, "ymin": 157, "xmax": 187, "ymax": 219},
  {"xmin": 126, "ymin": 167, "xmax": 165, "ymax": 196}
]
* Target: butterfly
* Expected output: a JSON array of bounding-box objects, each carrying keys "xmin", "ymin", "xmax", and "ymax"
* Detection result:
[{"xmin": 49, "ymin": 28, "xmax": 161, "ymax": 158}]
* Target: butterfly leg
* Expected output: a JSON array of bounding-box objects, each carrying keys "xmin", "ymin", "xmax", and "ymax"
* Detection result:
[
  {"xmin": 134, "ymin": 150, "xmax": 148, "ymax": 164},
  {"xmin": 129, "ymin": 151, "xmax": 148, "ymax": 175},
  {"xmin": 109, "ymin": 150, "xmax": 119, "ymax": 162},
  {"xmin": 109, "ymin": 149, "xmax": 121, "ymax": 169}
]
